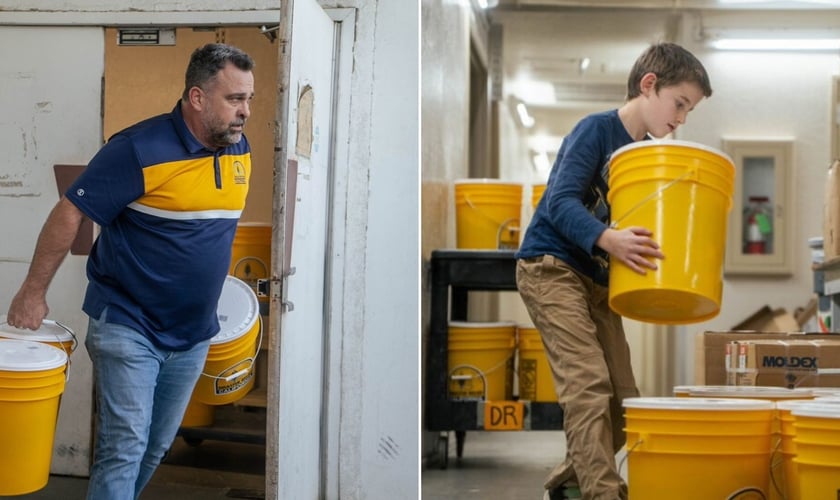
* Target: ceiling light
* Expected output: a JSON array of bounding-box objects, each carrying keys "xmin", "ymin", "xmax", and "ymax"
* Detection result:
[
  {"xmin": 711, "ymin": 37, "xmax": 840, "ymax": 50},
  {"xmin": 516, "ymin": 103, "xmax": 535, "ymax": 128},
  {"xmin": 579, "ymin": 57, "xmax": 591, "ymax": 73}
]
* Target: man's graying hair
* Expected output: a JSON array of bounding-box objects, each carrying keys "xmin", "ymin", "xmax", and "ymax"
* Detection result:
[{"xmin": 182, "ymin": 43, "xmax": 255, "ymax": 101}]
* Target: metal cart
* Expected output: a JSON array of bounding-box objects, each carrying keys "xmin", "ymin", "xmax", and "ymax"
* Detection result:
[{"xmin": 425, "ymin": 249, "xmax": 564, "ymax": 468}]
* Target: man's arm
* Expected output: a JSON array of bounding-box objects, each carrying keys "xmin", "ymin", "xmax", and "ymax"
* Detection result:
[{"xmin": 6, "ymin": 196, "xmax": 85, "ymax": 330}]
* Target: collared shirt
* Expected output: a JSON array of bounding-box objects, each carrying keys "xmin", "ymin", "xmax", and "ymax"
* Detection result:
[{"xmin": 67, "ymin": 102, "xmax": 251, "ymax": 350}]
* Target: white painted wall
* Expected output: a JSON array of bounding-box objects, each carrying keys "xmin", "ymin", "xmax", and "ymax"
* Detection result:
[{"xmin": 0, "ymin": 26, "xmax": 103, "ymax": 476}]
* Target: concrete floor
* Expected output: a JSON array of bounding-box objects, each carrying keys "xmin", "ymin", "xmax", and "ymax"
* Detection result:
[{"xmin": 421, "ymin": 430, "xmax": 629, "ymax": 500}]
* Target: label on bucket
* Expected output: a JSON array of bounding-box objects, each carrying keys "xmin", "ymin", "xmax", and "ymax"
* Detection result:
[{"xmin": 213, "ymin": 357, "xmax": 254, "ymax": 396}]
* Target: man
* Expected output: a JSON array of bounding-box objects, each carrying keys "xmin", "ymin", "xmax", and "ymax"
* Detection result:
[{"xmin": 6, "ymin": 43, "xmax": 255, "ymax": 499}]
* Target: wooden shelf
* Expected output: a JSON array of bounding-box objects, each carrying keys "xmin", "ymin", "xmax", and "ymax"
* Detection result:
[{"xmin": 236, "ymin": 387, "xmax": 267, "ymax": 408}]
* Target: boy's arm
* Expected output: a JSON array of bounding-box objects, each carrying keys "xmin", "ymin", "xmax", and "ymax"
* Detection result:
[{"xmin": 597, "ymin": 225, "xmax": 664, "ymax": 275}]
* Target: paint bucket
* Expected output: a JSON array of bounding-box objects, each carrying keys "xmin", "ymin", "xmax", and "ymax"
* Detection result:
[
  {"xmin": 531, "ymin": 183, "xmax": 546, "ymax": 211},
  {"xmin": 623, "ymin": 397, "xmax": 775, "ymax": 500},
  {"xmin": 454, "ymin": 179, "xmax": 523, "ymax": 250},
  {"xmin": 516, "ymin": 326, "xmax": 554, "ymax": 402},
  {"xmin": 0, "ymin": 316, "xmax": 77, "ymax": 356},
  {"xmin": 448, "ymin": 321, "xmax": 515, "ymax": 401},
  {"xmin": 230, "ymin": 222, "xmax": 271, "ymax": 314},
  {"xmin": 193, "ymin": 276, "xmax": 262, "ymax": 406},
  {"xmin": 607, "ymin": 140, "xmax": 735, "ymax": 324},
  {"xmin": 0, "ymin": 339, "xmax": 68, "ymax": 495},
  {"xmin": 181, "ymin": 397, "xmax": 215, "ymax": 427},
  {"xmin": 792, "ymin": 403, "xmax": 840, "ymax": 499},
  {"xmin": 774, "ymin": 399, "xmax": 840, "ymax": 500}
]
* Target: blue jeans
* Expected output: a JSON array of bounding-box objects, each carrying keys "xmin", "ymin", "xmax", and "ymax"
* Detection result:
[{"xmin": 84, "ymin": 310, "xmax": 211, "ymax": 500}]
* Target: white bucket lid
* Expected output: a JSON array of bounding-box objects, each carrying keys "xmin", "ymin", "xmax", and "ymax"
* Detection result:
[
  {"xmin": 0, "ymin": 339, "xmax": 67, "ymax": 371},
  {"xmin": 610, "ymin": 139, "xmax": 735, "ymax": 166},
  {"xmin": 623, "ymin": 396, "xmax": 774, "ymax": 411},
  {"xmin": 0, "ymin": 315, "xmax": 75, "ymax": 343},
  {"xmin": 213, "ymin": 276, "xmax": 259, "ymax": 345},
  {"xmin": 453, "ymin": 178, "xmax": 523, "ymax": 186},
  {"xmin": 808, "ymin": 236, "xmax": 824, "ymax": 248},
  {"xmin": 449, "ymin": 321, "xmax": 517, "ymax": 329},
  {"xmin": 810, "ymin": 387, "xmax": 840, "ymax": 397},
  {"xmin": 792, "ymin": 402, "xmax": 840, "ymax": 419},
  {"xmin": 778, "ymin": 397, "xmax": 840, "ymax": 412},
  {"xmin": 687, "ymin": 385, "xmax": 813, "ymax": 399}
]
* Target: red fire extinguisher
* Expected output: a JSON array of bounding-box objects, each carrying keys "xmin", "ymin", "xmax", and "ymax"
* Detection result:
[{"xmin": 745, "ymin": 214, "xmax": 765, "ymax": 254}]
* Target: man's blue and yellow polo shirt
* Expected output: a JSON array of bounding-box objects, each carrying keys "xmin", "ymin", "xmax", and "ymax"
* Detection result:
[{"xmin": 67, "ymin": 102, "xmax": 250, "ymax": 350}]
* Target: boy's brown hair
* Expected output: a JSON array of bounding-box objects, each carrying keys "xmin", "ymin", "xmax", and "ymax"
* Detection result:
[{"xmin": 626, "ymin": 42, "xmax": 712, "ymax": 99}]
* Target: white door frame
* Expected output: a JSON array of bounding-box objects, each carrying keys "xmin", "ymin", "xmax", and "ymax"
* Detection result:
[{"xmin": 267, "ymin": 6, "xmax": 355, "ymax": 500}]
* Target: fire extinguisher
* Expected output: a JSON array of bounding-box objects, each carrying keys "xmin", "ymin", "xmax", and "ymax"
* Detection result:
[{"xmin": 745, "ymin": 214, "xmax": 765, "ymax": 254}]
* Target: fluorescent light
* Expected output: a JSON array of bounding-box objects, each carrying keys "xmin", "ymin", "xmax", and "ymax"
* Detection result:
[
  {"xmin": 532, "ymin": 152, "xmax": 551, "ymax": 173},
  {"xmin": 516, "ymin": 103, "xmax": 535, "ymax": 128},
  {"xmin": 711, "ymin": 37, "xmax": 840, "ymax": 51}
]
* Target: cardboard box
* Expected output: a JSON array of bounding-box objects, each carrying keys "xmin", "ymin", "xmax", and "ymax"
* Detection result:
[
  {"xmin": 695, "ymin": 331, "xmax": 799, "ymax": 385},
  {"xmin": 732, "ymin": 338, "xmax": 840, "ymax": 388},
  {"xmin": 731, "ymin": 306, "xmax": 801, "ymax": 332}
]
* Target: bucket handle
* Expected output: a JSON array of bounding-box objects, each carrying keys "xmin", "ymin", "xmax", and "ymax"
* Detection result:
[
  {"xmin": 610, "ymin": 169, "xmax": 695, "ymax": 229},
  {"xmin": 200, "ymin": 315, "xmax": 263, "ymax": 381},
  {"xmin": 464, "ymin": 194, "xmax": 520, "ymax": 248},
  {"xmin": 448, "ymin": 350, "xmax": 514, "ymax": 400},
  {"xmin": 768, "ymin": 438, "xmax": 785, "ymax": 500},
  {"xmin": 0, "ymin": 318, "xmax": 75, "ymax": 383}
]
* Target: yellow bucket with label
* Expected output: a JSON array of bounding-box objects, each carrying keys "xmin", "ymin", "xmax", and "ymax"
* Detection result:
[
  {"xmin": 624, "ymin": 397, "xmax": 774, "ymax": 500},
  {"xmin": 607, "ymin": 140, "xmax": 735, "ymax": 324},
  {"xmin": 531, "ymin": 183, "xmax": 547, "ymax": 211},
  {"xmin": 516, "ymin": 326, "xmax": 554, "ymax": 402},
  {"xmin": 448, "ymin": 321, "xmax": 515, "ymax": 401},
  {"xmin": 193, "ymin": 276, "xmax": 262, "ymax": 406},
  {"xmin": 0, "ymin": 339, "xmax": 68, "ymax": 495},
  {"xmin": 454, "ymin": 179, "xmax": 523, "ymax": 250}
]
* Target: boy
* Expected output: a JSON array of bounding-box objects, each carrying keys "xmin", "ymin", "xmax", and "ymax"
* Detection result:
[{"xmin": 515, "ymin": 42, "xmax": 712, "ymax": 500}]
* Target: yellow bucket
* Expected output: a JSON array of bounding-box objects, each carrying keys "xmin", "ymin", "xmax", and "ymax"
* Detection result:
[
  {"xmin": 792, "ymin": 403, "xmax": 840, "ymax": 499},
  {"xmin": 181, "ymin": 396, "xmax": 215, "ymax": 427},
  {"xmin": 454, "ymin": 179, "xmax": 523, "ymax": 250},
  {"xmin": 448, "ymin": 321, "xmax": 515, "ymax": 401},
  {"xmin": 607, "ymin": 140, "xmax": 735, "ymax": 324},
  {"xmin": 0, "ymin": 339, "xmax": 68, "ymax": 495},
  {"xmin": 516, "ymin": 326, "xmax": 554, "ymax": 402},
  {"xmin": 193, "ymin": 276, "xmax": 261, "ymax": 406},
  {"xmin": 623, "ymin": 397, "xmax": 775, "ymax": 500},
  {"xmin": 230, "ymin": 222, "xmax": 271, "ymax": 313},
  {"xmin": 531, "ymin": 183, "xmax": 546, "ymax": 211},
  {"xmin": 0, "ymin": 317, "xmax": 77, "ymax": 356},
  {"xmin": 775, "ymin": 399, "xmax": 840, "ymax": 500}
]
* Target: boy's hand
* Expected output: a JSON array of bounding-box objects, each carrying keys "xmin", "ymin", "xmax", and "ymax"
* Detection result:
[{"xmin": 596, "ymin": 226, "xmax": 665, "ymax": 275}]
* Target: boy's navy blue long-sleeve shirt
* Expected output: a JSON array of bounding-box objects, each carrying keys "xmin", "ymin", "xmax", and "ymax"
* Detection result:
[{"xmin": 516, "ymin": 109, "xmax": 637, "ymax": 287}]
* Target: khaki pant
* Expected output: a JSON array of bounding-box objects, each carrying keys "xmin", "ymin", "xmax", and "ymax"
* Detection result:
[{"xmin": 517, "ymin": 255, "xmax": 639, "ymax": 500}]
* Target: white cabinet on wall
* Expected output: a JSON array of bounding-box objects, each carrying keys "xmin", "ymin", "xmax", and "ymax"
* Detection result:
[{"xmin": 723, "ymin": 138, "xmax": 794, "ymax": 276}]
